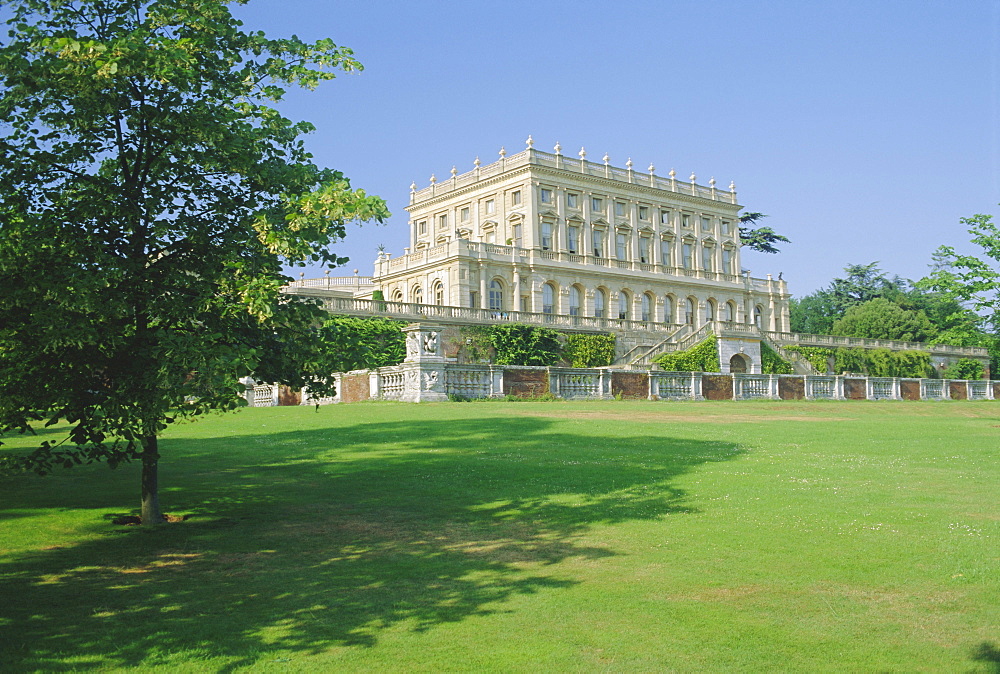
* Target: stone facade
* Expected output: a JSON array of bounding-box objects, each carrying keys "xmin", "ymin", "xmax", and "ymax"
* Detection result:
[{"xmin": 373, "ymin": 139, "xmax": 791, "ymax": 335}]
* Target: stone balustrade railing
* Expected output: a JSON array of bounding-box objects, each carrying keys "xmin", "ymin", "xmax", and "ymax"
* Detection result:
[{"xmin": 763, "ymin": 330, "xmax": 989, "ymax": 357}]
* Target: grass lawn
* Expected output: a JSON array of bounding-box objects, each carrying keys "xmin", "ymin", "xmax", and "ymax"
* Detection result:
[{"xmin": 1, "ymin": 400, "xmax": 999, "ymax": 672}]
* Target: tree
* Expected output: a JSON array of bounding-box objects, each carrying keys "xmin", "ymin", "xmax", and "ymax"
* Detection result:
[
  {"xmin": 0, "ymin": 0, "xmax": 388, "ymax": 523},
  {"xmin": 830, "ymin": 298, "xmax": 937, "ymax": 342},
  {"xmin": 738, "ymin": 212, "xmax": 791, "ymax": 254}
]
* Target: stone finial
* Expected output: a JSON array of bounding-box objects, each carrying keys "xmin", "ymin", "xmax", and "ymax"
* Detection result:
[
  {"xmin": 499, "ymin": 146, "xmax": 507, "ymax": 158},
  {"xmin": 299, "ymin": 271, "xmax": 305, "ymax": 278},
  {"xmin": 526, "ymin": 135, "xmax": 534, "ymax": 149},
  {"xmin": 626, "ymin": 157, "xmax": 633, "ymax": 169},
  {"xmin": 474, "ymin": 156, "xmax": 481, "ymax": 167},
  {"xmin": 602, "ymin": 152, "xmax": 610, "ymax": 165},
  {"xmin": 409, "ymin": 182, "xmax": 417, "ymax": 193},
  {"xmin": 648, "ymin": 163, "xmax": 656, "ymax": 174},
  {"xmin": 579, "ymin": 146, "xmax": 587, "ymax": 159},
  {"xmin": 450, "ymin": 165, "xmax": 457, "ymax": 178},
  {"xmin": 429, "ymin": 174, "xmax": 437, "ymax": 184},
  {"xmin": 729, "ymin": 181, "xmax": 736, "ymax": 192},
  {"xmin": 668, "ymin": 168, "xmax": 676, "ymax": 178},
  {"xmin": 690, "ymin": 172, "xmax": 696, "ymax": 183},
  {"xmin": 324, "ymin": 269, "xmax": 330, "ymax": 276},
  {"xmin": 709, "ymin": 177, "xmax": 716, "ymax": 187},
  {"xmin": 554, "ymin": 141, "xmax": 562, "ymax": 155}
]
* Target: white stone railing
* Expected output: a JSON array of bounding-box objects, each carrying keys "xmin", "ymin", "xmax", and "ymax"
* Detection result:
[
  {"xmin": 550, "ymin": 368, "xmax": 608, "ymax": 399},
  {"xmin": 650, "ymin": 371, "xmax": 703, "ymax": 399},
  {"xmin": 734, "ymin": 373, "xmax": 779, "ymax": 399},
  {"xmin": 292, "ymin": 275, "xmax": 374, "ymax": 289},
  {"xmin": 445, "ymin": 365, "xmax": 503, "ymax": 399},
  {"xmin": 764, "ymin": 330, "xmax": 988, "ymax": 357}
]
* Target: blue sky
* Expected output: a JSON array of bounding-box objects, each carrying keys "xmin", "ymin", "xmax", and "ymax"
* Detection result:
[{"xmin": 230, "ymin": 0, "xmax": 999, "ymax": 295}]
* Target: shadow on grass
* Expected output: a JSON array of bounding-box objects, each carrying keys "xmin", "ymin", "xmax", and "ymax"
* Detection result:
[
  {"xmin": 0, "ymin": 415, "xmax": 740, "ymax": 670},
  {"xmin": 972, "ymin": 642, "xmax": 1000, "ymax": 672}
]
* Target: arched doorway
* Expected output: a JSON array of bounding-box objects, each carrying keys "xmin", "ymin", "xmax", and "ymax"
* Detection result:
[{"xmin": 729, "ymin": 354, "xmax": 748, "ymax": 374}]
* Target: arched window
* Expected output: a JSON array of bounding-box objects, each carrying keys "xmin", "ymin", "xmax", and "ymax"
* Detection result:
[
  {"xmin": 412, "ymin": 285, "xmax": 423, "ymax": 304},
  {"xmin": 641, "ymin": 293, "xmax": 652, "ymax": 322},
  {"xmin": 705, "ymin": 299, "xmax": 716, "ymax": 323},
  {"xmin": 433, "ymin": 280, "xmax": 444, "ymax": 306},
  {"xmin": 685, "ymin": 298, "xmax": 695, "ymax": 325},
  {"xmin": 754, "ymin": 305, "xmax": 763, "ymax": 327},
  {"xmin": 664, "ymin": 295, "xmax": 675, "ymax": 323},
  {"xmin": 391, "ymin": 289, "xmax": 403, "ymax": 303},
  {"xmin": 569, "ymin": 286, "xmax": 581, "ymax": 316},
  {"xmin": 594, "ymin": 288, "xmax": 606, "ymax": 318},
  {"xmin": 618, "ymin": 291, "xmax": 630, "ymax": 320},
  {"xmin": 489, "ymin": 280, "xmax": 503, "ymax": 311},
  {"xmin": 724, "ymin": 301, "xmax": 735, "ymax": 323},
  {"xmin": 542, "ymin": 283, "xmax": 555, "ymax": 314}
]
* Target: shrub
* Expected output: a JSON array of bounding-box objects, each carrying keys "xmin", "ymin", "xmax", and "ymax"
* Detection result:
[
  {"xmin": 489, "ymin": 324, "xmax": 562, "ymax": 366},
  {"xmin": 564, "ymin": 333, "xmax": 616, "ymax": 367},
  {"xmin": 654, "ymin": 337, "xmax": 719, "ymax": 372},
  {"xmin": 784, "ymin": 346, "xmax": 834, "ymax": 373},
  {"xmin": 943, "ymin": 358, "xmax": 984, "ymax": 380},
  {"xmin": 761, "ymin": 342, "xmax": 793, "ymax": 374}
]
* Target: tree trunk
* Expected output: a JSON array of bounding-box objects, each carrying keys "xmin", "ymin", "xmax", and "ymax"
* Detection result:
[{"xmin": 141, "ymin": 435, "xmax": 166, "ymax": 525}]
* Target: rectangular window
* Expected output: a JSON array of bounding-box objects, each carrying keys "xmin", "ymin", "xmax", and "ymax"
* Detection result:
[
  {"xmin": 660, "ymin": 210, "xmax": 671, "ymax": 225},
  {"xmin": 616, "ymin": 232, "xmax": 627, "ymax": 261},
  {"xmin": 660, "ymin": 239, "xmax": 672, "ymax": 266},
  {"xmin": 615, "ymin": 202, "xmax": 626, "ymax": 217},
  {"xmin": 682, "ymin": 242, "xmax": 693, "ymax": 269},
  {"xmin": 541, "ymin": 221, "xmax": 552, "ymax": 250},
  {"xmin": 591, "ymin": 197, "xmax": 603, "ymax": 213},
  {"xmin": 438, "ymin": 214, "xmax": 448, "ymax": 229},
  {"xmin": 485, "ymin": 199, "xmax": 495, "ymax": 214},
  {"xmin": 418, "ymin": 220, "xmax": 427, "ymax": 235},
  {"xmin": 638, "ymin": 206, "xmax": 649, "ymax": 220},
  {"xmin": 485, "ymin": 230, "xmax": 495, "ymax": 244},
  {"xmin": 512, "ymin": 224, "xmax": 522, "ymax": 247},
  {"xmin": 512, "ymin": 190, "xmax": 522, "ymax": 205},
  {"xmin": 721, "ymin": 220, "xmax": 730, "ymax": 234},
  {"xmin": 461, "ymin": 207, "xmax": 470, "ymax": 222},
  {"xmin": 702, "ymin": 246, "xmax": 713, "ymax": 271},
  {"xmin": 639, "ymin": 237, "xmax": 650, "ymax": 264},
  {"xmin": 722, "ymin": 248, "xmax": 732, "ymax": 274},
  {"xmin": 701, "ymin": 215, "xmax": 712, "ymax": 231},
  {"xmin": 540, "ymin": 188, "xmax": 552, "ymax": 203},
  {"xmin": 567, "ymin": 226, "xmax": 579, "ymax": 254},
  {"xmin": 566, "ymin": 193, "xmax": 578, "ymax": 209},
  {"xmin": 682, "ymin": 213, "xmax": 691, "ymax": 228},
  {"xmin": 592, "ymin": 229, "xmax": 604, "ymax": 257}
]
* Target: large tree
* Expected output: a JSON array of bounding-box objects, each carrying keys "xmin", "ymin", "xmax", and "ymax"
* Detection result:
[
  {"xmin": 738, "ymin": 212, "xmax": 791, "ymax": 255},
  {"xmin": 0, "ymin": 0, "xmax": 388, "ymax": 523}
]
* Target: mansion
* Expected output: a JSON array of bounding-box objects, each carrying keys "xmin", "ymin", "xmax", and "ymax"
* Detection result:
[{"xmin": 372, "ymin": 138, "xmax": 790, "ymax": 332}]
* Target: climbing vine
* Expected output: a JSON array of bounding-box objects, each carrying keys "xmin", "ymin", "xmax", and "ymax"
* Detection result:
[
  {"xmin": 563, "ymin": 333, "xmax": 617, "ymax": 367},
  {"xmin": 653, "ymin": 337, "xmax": 719, "ymax": 372}
]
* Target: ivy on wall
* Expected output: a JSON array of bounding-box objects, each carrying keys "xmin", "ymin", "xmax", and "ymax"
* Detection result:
[
  {"xmin": 653, "ymin": 337, "xmax": 719, "ymax": 372},
  {"xmin": 563, "ymin": 334, "xmax": 617, "ymax": 368},
  {"xmin": 785, "ymin": 345, "xmax": 934, "ymax": 378},
  {"xmin": 488, "ymin": 324, "xmax": 563, "ymax": 366},
  {"xmin": 761, "ymin": 342, "xmax": 793, "ymax": 374},
  {"xmin": 783, "ymin": 346, "xmax": 834, "ymax": 373}
]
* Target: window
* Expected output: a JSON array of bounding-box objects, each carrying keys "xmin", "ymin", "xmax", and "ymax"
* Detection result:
[
  {"xmin": 616, "ymin": 232, "xmax": 627, "ymax": 260},
  {"xmin": 664, "ymin": 296, "xmax": 674, "ymax": 323},
  {"xmin": 542, "ymin": 283, "xmax": 555, "ymax": 314},
  {"xmin": 594, "ymin": 289, "xmax": 606, "ymax": 318},
  {"xmin": 391, "ymin": 289, "xmax": 403, "ymax": 302},
  {"xmin": 682, "ymin": 213, "xmax": 691, "ymax": 228},
  {"xmin": 639, "ymin": 236, "xmax": 651, "ymax": 264},
  {"xmin": 511, "ymin": 190, "xmax": 521, "ymax": 205},
  {"xmin": 566, "ymin": 193, "xmax": 578, "ymax": 209},
  {"xmin": 638, "ymin": 205, "xmax": 649, "ymax": 220},
  {"xmin": 660, "ymin": 210, "xmax": 671, "ymax": 225},
  {"xmin": 641, "ymin": 293, "xmax": 652, "ymax": 322},
  {"xmin": 438, "ymin": 214, "xmax": 447, "ymax": 229},
  {"xmin": 540, "ymin": 188, "xmax": 552, "ymax": 203},
  {"xmin": 541, "ymin": 221, "xmax": 552, "ymax": 250},
  {"xmin": 702, "ymin": 245, "xmax": 713, "ymax": 271},
  {"xmin": 469, "ymin": 291, "xmax": 478, "ymax": 308},
  {"xmin": 418, "ymin": 220, "xmax": 427, "ymax": 235},
  {"xmin": 685, "ymin": 298, "xmax": 695, "ymax": 325},
  {"xmin": 434, "ymin": 281, "xmax": 444, "ymax": 306},
  {"xmin": 618, "ymin": 292, "xmax": 629, "ymax": 320},
  {"xmin": 705, "ymin": 300, "xmax": 716, "ymax": 322},
  {"xmin": 485, "ymin": 199, "xmax": 495, "ymax": 214},
  {"xmin": 660, "ymin": 239, "xmax": 673, "ymax": 266},
  {"xmin": 412, "ymin": 286, "xmax": 423, "ymax": 304},
  {"xmin": 567, "ymin": 226, "xmax": 579, "ymax": 254},
  {"xmin": 592, "ymin": 229, "xmax": 604, "ymax": 257},
  {"xmin": 722, "ymin": 248, "xmax": 732, "ymax": 274},
  {"xmin": 754, "ymin": 305, "xmax": 763, "ymax": 327},
  {"xmin": 512, "ymin": 223, "xmax": 523, "ymax": 247},
  {"xmin": 569, "ymin": 286, "xmax": 581, "ymax": 316},
  {"xmin": 615, "ymin": 202, "xmax": 626, "ymax": 217},
  {"xmin": 721, "ymin": 220, "xmax": 730, "ymax": 234},
  {"xmin": 489, "ymin": 280, "xmax": 503, "ymax": 311},
  {"xmin": 485, "ymin": 230, "xmax": 496, "ymax": 244},
  {"xmin": 724, "ymin": 302, "xmax": 735, "ymax": 322},
  {"xmin": 461, "ymin": 207, "xmax": 470, "ymax": 222},
  {"xmin": 682, "ymin": 242, "xmax": 693, "ymax": 269},
  {"xmin": 701, "ymin": 215, "xmax": 712, "ymax": 231},
  {"xmin": 591, "ymin": 197, "xmax": 603, "ymax": 212}
]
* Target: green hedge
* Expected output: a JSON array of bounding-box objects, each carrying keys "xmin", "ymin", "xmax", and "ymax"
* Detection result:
[
  {"xmin": 761, "ymin": 342, "xmax": 793, "ymax": 374},
  {"xmin": 783, "ymin": 346, "xmax": 834, "ymax": 373},
  {"xmin": 782, "ymin": 345, "xmax": 934, "ymax": 377},
  {"xmin": 943, "ymin": 358, "xmax": 984, "ymax": 380},
  {"xmin": 653, "ymin": 337, "xmax": 719, "ymax": 372},
  {"xmin": 488, "ymin": 324, "xmax": 563, "ymax": 366},
  {"xmin": 563, "ymin": 333, "xmax": 616, "ymax": 367}
]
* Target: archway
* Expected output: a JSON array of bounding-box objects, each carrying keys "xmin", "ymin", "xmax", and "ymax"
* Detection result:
[{"xmin": 729, "ymin": 353, "xmax": 748, "ymax": 374}]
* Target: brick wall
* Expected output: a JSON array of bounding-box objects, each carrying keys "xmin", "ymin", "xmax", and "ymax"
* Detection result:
[
  {"xmin": 778, "ymin": 377, "xmax": 804, "ymax": 400},
  {"xmin": 949, "ymin": 381, "xmax": 968, "ymax": 400},
  {"xmin": 844, "ymin": 379, "xmax": 867, "ymax": 400},
  {"xmin": 503, "ymin": 368, "xmax": 549, "ymax": 397},
  {"xmin": 900, "ymin": 380, "xmax": 921, "ymax": 401},
  {"xmin": 340, "ymin": 373, "xmax": 371, "ymax": 403},
  {"xmin": 702, "ymin": 375, "xmax": 733, "ymax": 400},
  {"xmin": 611, "ymin": 372, "xmax": 649, "ymax": 399}
]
